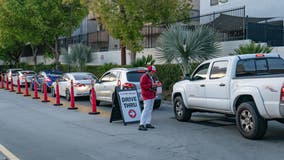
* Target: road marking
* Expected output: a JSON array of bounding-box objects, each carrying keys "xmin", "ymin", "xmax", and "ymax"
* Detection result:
[{"xmin": 0, "ymin": 144, "xmax": 20, "ymax": 160}]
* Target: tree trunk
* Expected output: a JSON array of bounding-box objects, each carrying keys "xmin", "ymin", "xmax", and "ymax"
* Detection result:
[
  {"xmin": 121, "ymin": 44, "xmax": 126, "ymax": 65},
  {"xmin": 130, "ymin": 52, "xmax": 136, "ymax": 65},
  {"xmin": 54, "ymin": 40, "xmax": 59, "ymax": 70},
  {"xmin": 31, "ymin": 45, "xmax": 38, "ymax": 70}
]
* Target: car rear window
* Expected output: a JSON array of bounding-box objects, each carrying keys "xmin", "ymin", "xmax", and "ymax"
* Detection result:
[
  {"xmin": 12, "ymin": 70, "xmax": 22, "ymax": 73},
  {"xmin": 126, "ymin": 71, "xmax": 146, "ymax": 82},
  {"xmin": 236, "ymin": 57, "xmax": 284, "ymax": 77},
  {"xmin": 21, "ymin": 71, "xmax": 35, "ymax": 75},
  {"xmin": 73, "ymin": 74, "xmax": 96, "ymax": 80}
]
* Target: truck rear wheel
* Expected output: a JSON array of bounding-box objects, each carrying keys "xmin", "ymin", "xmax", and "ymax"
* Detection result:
[
  {"xmin": 236, "ymin": 101, "xmax": 267, "ymax": 139},
  {"xmin": 174, "ymin": 96, "xmax": 192, "ymax": 121}
]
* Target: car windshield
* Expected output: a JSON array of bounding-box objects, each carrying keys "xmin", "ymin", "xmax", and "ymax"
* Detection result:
[
  {"xmin": 73, "ymin": 74, "xmax": 96, "ymax": 81},
  {"xmin": 126, "ymin": 71, "xmax": 146, "ymax": 82}
]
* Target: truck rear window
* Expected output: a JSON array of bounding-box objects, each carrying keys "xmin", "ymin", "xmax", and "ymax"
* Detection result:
[{"xmin": 236, "ymin": 57, "xmax": 284, "ymax": 77}]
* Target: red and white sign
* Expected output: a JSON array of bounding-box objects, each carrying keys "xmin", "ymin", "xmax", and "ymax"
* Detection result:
[
  {"xmin": 128, "ymin": 109, "xmax": 136, "ymax": 118},
  {"xmin": 118, "ymin": 90, "xmax": 141, "ymax": 123}
]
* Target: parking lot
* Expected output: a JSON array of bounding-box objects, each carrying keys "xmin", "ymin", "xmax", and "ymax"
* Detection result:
[{"xmin": 1, "ymin": 82, "xmax": 284, "ymax": 160}]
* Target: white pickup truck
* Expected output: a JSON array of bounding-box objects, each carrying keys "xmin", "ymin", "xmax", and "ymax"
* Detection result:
[{"xmin": 172, "ymin": 53, "xmax": 284, "ymax": 139}]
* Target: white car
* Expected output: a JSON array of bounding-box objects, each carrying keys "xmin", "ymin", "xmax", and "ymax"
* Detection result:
[
  {"xmin": 94, "ymin": 67, "xmax": 163, "ymax": 109},
  {"xmin": 4, "ymin": 68, "xmax": 23, "ymax": 82},
  {"xmin": 51, "ymin": 72, "xmax": 98, "ymax": 101},
  {"xmin": 12, "ymin": 70, "xmax": 36, "ymax": 86}
]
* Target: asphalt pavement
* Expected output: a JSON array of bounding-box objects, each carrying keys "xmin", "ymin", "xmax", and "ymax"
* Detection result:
[{"xmin": 1, "ymin": 87, "xmax": 284, "ymax": 160}]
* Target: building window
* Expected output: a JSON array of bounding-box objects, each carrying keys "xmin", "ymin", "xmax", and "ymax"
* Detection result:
[{"xmin": 210, "ymin": 0, "xmax": 228, "ymax": 6}]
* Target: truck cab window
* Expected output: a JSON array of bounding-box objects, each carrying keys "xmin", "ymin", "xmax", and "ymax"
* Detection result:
[
  {"xmin": 210, "ymin": 61, "xmax": 228, "ymax": 79},
  {"xmin": 191, "ymin": 63, "xmax": 209, "ymax": 81}
]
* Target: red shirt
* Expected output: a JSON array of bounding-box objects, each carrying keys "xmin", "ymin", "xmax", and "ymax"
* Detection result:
[{"xmin": 140, "ymin": 73, "xmax": 156, "ymax": 100}]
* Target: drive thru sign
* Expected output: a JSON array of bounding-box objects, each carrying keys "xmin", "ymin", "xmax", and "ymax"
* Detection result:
[{"xmin": 110, "ymin": 87, "xmax": 141, "ymax": 125}]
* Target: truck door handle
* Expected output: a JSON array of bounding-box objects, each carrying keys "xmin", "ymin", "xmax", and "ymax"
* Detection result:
[
  {"xmin": 200, "ymin": 84, "xmax": 205, "ymax": 87},
  {"xmin": 219, "ymin": 83, "xmax": 225, "ymax": 86}
]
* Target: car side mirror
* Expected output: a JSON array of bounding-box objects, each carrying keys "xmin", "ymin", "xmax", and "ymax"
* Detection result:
[{"xmin": 184, "ymin": 74, "xmax": 191, "ymax": 80}]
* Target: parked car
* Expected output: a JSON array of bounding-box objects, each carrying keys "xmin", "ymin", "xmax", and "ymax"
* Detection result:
[
  {"xmin": 12, "ymin": 70, "xmax": 36, "ymax": 86},
  {"xmin": 31, "ymin": 70, "xmax": 63, "ymax": 92},
  {"xmin": 4, "ymin": 68, "xmax": 23, "ymax": 82},
  {"xmin": 50, "ymin": 72, "xmax": 98, "ymax": 101},
  {"xmin": 172, "ymin": 53, "xmax": 284, "ymax": 139},
  {"xmin": 94, "ymin": 67, "xmax": 163, "ymax": 109}
]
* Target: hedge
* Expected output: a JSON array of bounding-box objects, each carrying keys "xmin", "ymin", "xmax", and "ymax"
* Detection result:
[{"xmin": 0, "ymin": 63, "xmax": 200, "ymax": 100}]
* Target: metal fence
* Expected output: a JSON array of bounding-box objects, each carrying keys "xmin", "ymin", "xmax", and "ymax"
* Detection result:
[{"xmin": 58, "ymin": 6, "xmax": 284, "ymax": 52}]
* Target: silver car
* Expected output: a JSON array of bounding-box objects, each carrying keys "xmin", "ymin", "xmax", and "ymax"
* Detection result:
[
  {"xmin": 12, "ymin": 70, "xmax": 36, "ymax": 86},
  {"xmin": 4, "ymin": 68, "xmax": 23, "ymax": 82},
  {"xmin": 94, "ymin": 67, "xmax": 163, "ymax": 109},
  {"xmin": 51, "ymin": 72, "xmax": 97, "ymax": 101}
]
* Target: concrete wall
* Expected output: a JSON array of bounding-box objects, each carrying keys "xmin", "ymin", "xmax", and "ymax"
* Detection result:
[{"xmin": 16, "ymin": 40, "xmax": 284, "ymax": 66}]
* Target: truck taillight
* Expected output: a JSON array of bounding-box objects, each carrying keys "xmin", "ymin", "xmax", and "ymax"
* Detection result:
[
  {"xmin": 256, "ymin": 53, "xmax": 265, "ymax": 57},
  {"xmin": 281, "ymin": 86, "xmax": 284, "ymax": 102}
]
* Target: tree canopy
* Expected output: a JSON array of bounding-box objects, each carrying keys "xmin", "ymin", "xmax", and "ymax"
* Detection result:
[
  {"xmin": 0, "ymin": 0, "xmax": 88, "ymax": 68},
  {"xmin": 89, "ymin": 0, "xmax": 192, "ymax": 65},
  {"xmin": 156, "ymin": 24, "xmax": 220, "ymax": 78}
]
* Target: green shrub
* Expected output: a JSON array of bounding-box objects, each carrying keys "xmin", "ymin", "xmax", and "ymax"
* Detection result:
[
  {"xmin": 1, "ymin": 62, "xmax": 200, "ymax": 100},
  {"xmin": 132, "ymin": 55, "xmax": 155, "ymax": 67}
]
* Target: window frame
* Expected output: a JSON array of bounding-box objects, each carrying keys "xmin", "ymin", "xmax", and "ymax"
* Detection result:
[
  {"xmin": 209, "ymin": 60, "xmax": 228, "ymax": 79},
  {"xmin": 191, "ymin": 63, "xmax": 210, "ymax": 81}
]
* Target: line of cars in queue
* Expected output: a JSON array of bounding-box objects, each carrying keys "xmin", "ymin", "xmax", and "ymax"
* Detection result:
[{"xmin": 2, "ymin": 67, "xmax": 163, "ymax": 109}]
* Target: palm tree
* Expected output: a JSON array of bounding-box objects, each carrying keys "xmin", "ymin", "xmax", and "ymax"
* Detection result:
[
  {"xmin": 62, "ymin": 43, "xmax": 93, "ymax": 72},
  {"xmin": 156, "ymin": 24, "xmax": 220, "ymax": 78},
  {"xmin": 233, "ymin": 41, "xmax": 272, "ymax": 55}
]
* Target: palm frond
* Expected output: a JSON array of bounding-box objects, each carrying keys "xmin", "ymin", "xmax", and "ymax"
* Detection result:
[{"xmin": 156, "ymin": 24, "xmax": 220, "ymax": 76}]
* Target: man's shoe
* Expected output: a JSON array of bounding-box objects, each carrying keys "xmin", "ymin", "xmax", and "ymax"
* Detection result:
[
  {"xmin": 138, "ymin": 125, "xmax": 147, "ymax": 131},
  {"xmin": 146, "ymin": 124, "xmax": 155, "ymax": 129}
]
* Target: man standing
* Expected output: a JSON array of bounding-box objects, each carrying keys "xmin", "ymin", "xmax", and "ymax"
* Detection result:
[{"xmin": 138, "ymin": 65, "xmax": 157, "ymax": 131}]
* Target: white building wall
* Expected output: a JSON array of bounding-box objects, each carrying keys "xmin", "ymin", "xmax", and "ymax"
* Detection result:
[
  {"xmin": 201, "ymin": 0, "xmax": 284, "ymax": 17},
  {"xmin": 20, "ymin": 40, "xmax": 284, "ymax": 66}
]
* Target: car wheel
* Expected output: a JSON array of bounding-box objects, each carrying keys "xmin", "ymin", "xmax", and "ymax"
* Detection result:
[
  {"xmin": 276, "ymin": 119, "xmax": 284, "ymax": 124},
  {"xmin": 40, "ymin": 84, "xmax": 44, "ymax": 93},
  {"xmin": 66, "ymin": 90, "xmax": 70, "ymax": 101},
  {"xmin": 51, "ymin": 87, "xmax": 56, "ymax": 97},
  {"xmin": 153, "ymin": 99, "xmax": 161, "ymax": 110},
  {"xmin": 236, "ymin": 101, "xmax": 267, "ymax": 139},
  {"xmin": 89, "ymin": 92, "xmax": 100, "ymax": 106},
  {"xmin": 30, "ymin": 82, "xmax": 34, "ymax": 91},
  {"xmin": 174, "ymin": 96, "xmax": 192, "ymax": 121}
]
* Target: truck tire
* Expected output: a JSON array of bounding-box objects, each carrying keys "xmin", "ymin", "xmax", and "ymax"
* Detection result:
[
  {"xmin": 153, "ymin": 99, "xmax": 161, "ymax": 110},
  {"xmin": 236, "ymin": 101, "xmax": 267, "ymax": 139},
  {"xmin": 174, "ymin": 96, "xmax": 192, "ymax": 121}
]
